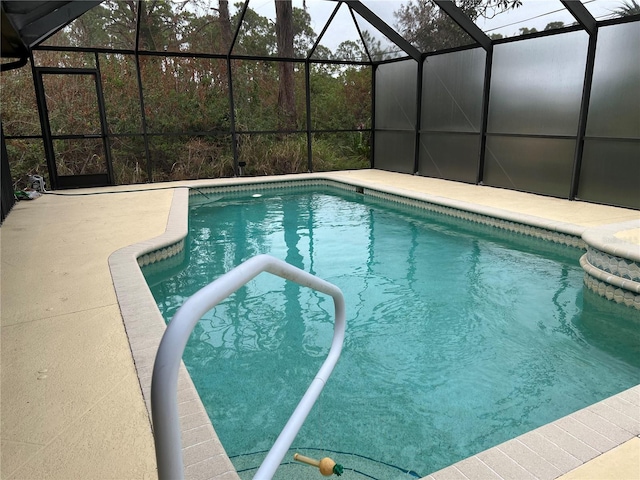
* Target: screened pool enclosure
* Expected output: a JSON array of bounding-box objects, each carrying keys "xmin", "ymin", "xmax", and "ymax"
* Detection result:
[
  {"xmin": 2, "ymin": 3, "xmax": 640, "ymax": 479},
  {"xmin": 1, "ymin": 0, "xmax": 639, "ymax": 220}
]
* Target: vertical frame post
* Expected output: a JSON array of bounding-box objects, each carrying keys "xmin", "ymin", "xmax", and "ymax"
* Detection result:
[
  {"xmin": 31, "ymin": 54, "xmax": 58, "ymax": 189},
  {"xmin": 561, "ymin": 0, "xmax": 598, "ymax": 199},
  {"xmin": 135, "ymin": 2, "xmax": 153, "ymax": 182},
  {"xmin": 569, "ymin": 29, "xmax": 598, "ymax": 200},
  {"xmin": 93, "ymin": 52, "xmax": 115, "ymax": 185},
  {"xmin": 370, "ymin": 64, "xmax": 377, "ymax": 168},
  {"xmin": 414, "ymin": 57, "xmax": 424, "ymax": 174},
  {"xmin": 305, "ymin": 59, "xmax": 313, "ymax": 172},
  {"xmin": 477, "ymin": 48, "xmax": 493, "ymax": 185},
  {"xmin": 227, "ymin": 57, "xmax": 239, "ymax": 176},
  {"xmin": 227, "ymin": 1, "xmax": 249, "ymax": 177},
  {"xmin": 1, "ymin": 122, "xmax": 16, "ymax": 222}
]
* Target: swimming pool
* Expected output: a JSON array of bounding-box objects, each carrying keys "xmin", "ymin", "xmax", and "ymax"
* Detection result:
[{"xmin": 143, "ymin": 183, "xmax": 639, "ymax": 478}]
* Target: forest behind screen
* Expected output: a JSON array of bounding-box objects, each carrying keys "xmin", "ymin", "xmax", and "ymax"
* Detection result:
[{"xmin": 2, "ymin": 1, "xmax": 378, "ymax": 187}]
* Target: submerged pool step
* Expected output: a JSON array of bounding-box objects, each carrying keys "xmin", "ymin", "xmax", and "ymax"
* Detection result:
[{"xmin": 232, "ymin": 448, "xmax": 422, "ymax": 480}]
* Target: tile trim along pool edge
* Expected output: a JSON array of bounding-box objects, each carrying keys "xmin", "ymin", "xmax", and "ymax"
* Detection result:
[{"xmin": 108, "ymin": 173, "xmax": 640, "ymax": 480}]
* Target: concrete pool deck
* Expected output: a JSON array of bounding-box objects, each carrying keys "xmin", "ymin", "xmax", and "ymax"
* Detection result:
[{"xmin": 1, "ymin": 169, "xmax": 638, "ymax": 479}]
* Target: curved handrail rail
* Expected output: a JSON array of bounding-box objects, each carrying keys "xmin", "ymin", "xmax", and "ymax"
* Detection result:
[{"xmin": 151, "ymin": 254, "xmax": 346, "ymax": 480}]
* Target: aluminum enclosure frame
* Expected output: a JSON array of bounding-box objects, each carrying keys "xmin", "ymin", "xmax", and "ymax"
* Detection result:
[{"xmin": 2, "ymin": 0, "xmax": 639, "ymax": 208}]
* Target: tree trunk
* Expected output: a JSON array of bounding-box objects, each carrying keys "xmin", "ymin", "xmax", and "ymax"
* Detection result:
[
  {"xmin": 275, "ymin": 0, "xmax": 296, "ymax": 131},
  {"xmin": 133, "ymin": 1, "xmax": 156, "ymax": 50},
  {"xmin": 219, "ymin": 0, "xmax": 232, "ymax": 50}
]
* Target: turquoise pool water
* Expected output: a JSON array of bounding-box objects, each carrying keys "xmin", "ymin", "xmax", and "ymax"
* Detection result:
[{"xmin": 143, "ymin": 186, "xmax": 640, "ymax": 479}]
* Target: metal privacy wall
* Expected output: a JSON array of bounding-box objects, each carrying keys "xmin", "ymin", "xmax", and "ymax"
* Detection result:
[{"xmin": 374, "ymin": 19, "xmax": 640, "ymax": 210}]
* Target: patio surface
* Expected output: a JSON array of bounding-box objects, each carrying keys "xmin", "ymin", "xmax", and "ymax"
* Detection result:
[{"xmin": 1, "ymin": 169, "xmax": 638, "ymax": 479}]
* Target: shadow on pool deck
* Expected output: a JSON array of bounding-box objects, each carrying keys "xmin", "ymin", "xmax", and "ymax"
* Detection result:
[{"xmin": 1, "ymin": 170, "xmax": 638, "ymax": 480}]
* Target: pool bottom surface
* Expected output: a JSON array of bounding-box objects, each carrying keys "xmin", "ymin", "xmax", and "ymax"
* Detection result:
[
  {"xmin": 232, "ymin": 447, "xmax": 422, "ymax": 479},
  {"xmin": 144, "ymin": 187, "xmax": 640, "ymax": 478}
]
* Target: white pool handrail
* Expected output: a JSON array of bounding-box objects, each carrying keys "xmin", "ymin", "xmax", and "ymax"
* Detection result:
[{"xmin": 151, "ymin": 254, "xmax": 346, "ymax": 480}]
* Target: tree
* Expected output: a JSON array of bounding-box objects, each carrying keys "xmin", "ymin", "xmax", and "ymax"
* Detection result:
[
  {"xmin": 361, "ymin": 30, "xmax": 390, "ymax": 60},
  {"xmin": 55, "ymin": 0, "xmax": 179, "ymax": 50},
  {"xmin": 394, "ymin": 1, "xmax": 458, "ymax": 52},
  {"xmin": 467, "ymin": 0, "xmax": 523, "ymax": 18},
  {"xmin": 612, "ymin": 0, "xmax": 640, "ymax": 16},
  {"xmin": 233, "ymin": 6, "xmax": 275, "ymax": 55},
  {"xmin": 334, "ymin": 40, "xmax": 367, "ymax": 62},
  {"xmin": 544, "ymin": 21, "xmax": 564, "ymax": 31},
  {"xmin": 518, "ymin": 27, "xmax": 537, "ymax": 35},
  {"xmin": 65, "ymin": 3, "xmax": 111, "ymax": 47},
  {"xmin": 275, "ymin": 1, "xmax": 296, "ymax": 130},
  {"xmin": 181, "ymin": 1, "xmax": 235, "ymax": 54},
  {"xmin": 292, "ymin": 7, "xmax": 316, "ymax": 56},
  {"xmin": 113, "ymin": 1, "xmax": 177, "ymax": 50},
  {"xmin": 218, "ymin": 1, "xmax": 233, "ymax": 49},
  {"xmin": 394, "ymin": 0, "xmax": 521, "ymax": 52}
]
